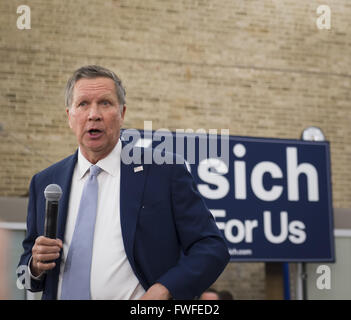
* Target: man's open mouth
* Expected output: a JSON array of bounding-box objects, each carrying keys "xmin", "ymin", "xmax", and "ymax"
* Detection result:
[{"xmin": 88, "ymin": 129, "xmax": 103, "ymax": 137}]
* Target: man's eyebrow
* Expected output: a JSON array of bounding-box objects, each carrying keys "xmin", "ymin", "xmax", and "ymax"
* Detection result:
[
  {"xmin": 73, "ymin": 94, "xmax": 89, "ymax": 102},
  {"xmin": 73, "ymin": 93, "xmax": 116, "ymax": 102},
  {"xmin": 98, "ymin": 93, "xmax": 116, "ymax": 100}
]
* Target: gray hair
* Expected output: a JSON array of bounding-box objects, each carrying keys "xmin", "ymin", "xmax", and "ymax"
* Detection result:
[{"xmin": 65, "ymin": 65, "xmax": 126, "ymax": 110}]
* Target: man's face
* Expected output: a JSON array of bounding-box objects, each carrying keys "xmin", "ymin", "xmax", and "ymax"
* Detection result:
[{"xmin": 66, "ymin": 77, "xmax": 126, "ymax": 163}]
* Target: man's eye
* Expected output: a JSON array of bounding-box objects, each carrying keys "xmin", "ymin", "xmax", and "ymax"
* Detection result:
[
  {"xmin": 101, "ymin": 100, "xmax": 111, "ymax": 106},
  {"xmin": 78, "ymin": 101, "xmax": 87, "ymax": 107}
]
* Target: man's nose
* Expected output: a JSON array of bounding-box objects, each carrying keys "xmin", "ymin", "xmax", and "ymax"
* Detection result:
[{"xmin": 88, "ymin": 103, "xmax": 102, "ymax": 121}]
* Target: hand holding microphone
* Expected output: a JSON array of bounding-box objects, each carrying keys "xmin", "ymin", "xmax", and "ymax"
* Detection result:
[{"xmin": 30, "ymin": 184, "xmax": 63, "ymax": 277}]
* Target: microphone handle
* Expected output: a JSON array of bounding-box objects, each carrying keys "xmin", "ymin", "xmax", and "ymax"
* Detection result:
[
  {"xmin": 44, "ymin": 200, "xmax": 59, "ymax": 239},
  {"xmin": 43, "ymin": 200, "xmax": 59, "ymax": 266}
]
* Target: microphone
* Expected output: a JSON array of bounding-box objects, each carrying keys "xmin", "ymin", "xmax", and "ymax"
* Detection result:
[{"xmin": 44, "ymin": 184, "xmax": 62, "ymax": 239}]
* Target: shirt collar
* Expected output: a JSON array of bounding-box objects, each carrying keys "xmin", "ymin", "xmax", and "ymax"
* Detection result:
[{"xmin": 77, "ymin": 139, "xmax": 122, "ymax": 179}]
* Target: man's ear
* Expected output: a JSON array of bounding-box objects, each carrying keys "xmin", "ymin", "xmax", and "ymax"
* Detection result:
[
  {"xmin": 121, "ymin": 105, "xmax": 126, "ymax": 120},
  {"xmin": 66, "ymin": 108, "xmax": 73, "ymax": 129}
]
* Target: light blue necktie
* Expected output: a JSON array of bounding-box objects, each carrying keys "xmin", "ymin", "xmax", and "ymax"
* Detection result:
[{"xmin": 60, "ymin": 165, "xmax": 102, "ymax": 300}]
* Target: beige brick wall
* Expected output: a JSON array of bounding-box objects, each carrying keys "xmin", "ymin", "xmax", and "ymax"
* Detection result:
[{"xmin": 0, "ymin": 0, "xmax": 350, "ymax": 299}]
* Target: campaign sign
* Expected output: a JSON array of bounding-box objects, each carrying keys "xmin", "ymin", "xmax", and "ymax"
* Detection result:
[{"xmin": 121, "ymin": 129, "xmax": 335, "ymax": 262}]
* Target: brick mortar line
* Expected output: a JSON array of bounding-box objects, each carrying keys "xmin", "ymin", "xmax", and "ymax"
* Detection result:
[{"xmin": 1, "ymin": 47, "xmax": 350, "ymax": 79}]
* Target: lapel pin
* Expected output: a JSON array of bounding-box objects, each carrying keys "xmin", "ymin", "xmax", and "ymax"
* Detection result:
[{"xmin": 134, "ymin": 165, "xmax": 143, "ymax": 173}]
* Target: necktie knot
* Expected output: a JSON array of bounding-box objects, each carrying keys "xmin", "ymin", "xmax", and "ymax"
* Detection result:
[{"xmin": 90, "ymin": 165, "xmax": 101, "ymax": 177}]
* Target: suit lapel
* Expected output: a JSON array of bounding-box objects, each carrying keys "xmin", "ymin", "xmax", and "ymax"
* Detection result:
[
  {"xmin": 55, "ymin": 151, "xmax": 78, "ymax": 240},
  {"xmin": 120, "ymin": 143, "xmax": 149, "ymax": 275},
  {"xmin": 45, "ymin": 151, "xmax": 77, "ymax": 299}
]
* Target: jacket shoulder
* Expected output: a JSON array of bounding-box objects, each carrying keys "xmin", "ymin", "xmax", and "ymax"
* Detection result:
[{"xmin": 33, "ymin": 152, "xmax": 77, "ymax": 182}]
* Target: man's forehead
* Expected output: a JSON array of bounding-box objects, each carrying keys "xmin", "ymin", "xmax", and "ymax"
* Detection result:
[{"xmin": 73, "ymin": 77, "xmax": 117, "ymax": 99}]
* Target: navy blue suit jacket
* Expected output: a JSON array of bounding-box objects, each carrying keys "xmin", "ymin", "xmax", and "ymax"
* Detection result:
[{"xmin": 18, "ymin": 142, "xmax": 229, "ymax": 299}]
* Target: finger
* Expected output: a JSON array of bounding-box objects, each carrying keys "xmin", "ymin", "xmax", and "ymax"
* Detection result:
[
  {"xmin": 36, "ymin": 252, "xmax": 60, "ymax": 262},
  {"xmin": 36, "ymin": 261, "xmax": 56, "ymax": 271},
  {"xmin": 35, "ymin": 244, "xmax": 61, "ymax": 254},
  {"xmin": 56, "ymin": 239, "xmax": 63, "ymax": 248},
  {"xmin": 36, "ymin": 236, "xmax": 61, "ymax": 247}
]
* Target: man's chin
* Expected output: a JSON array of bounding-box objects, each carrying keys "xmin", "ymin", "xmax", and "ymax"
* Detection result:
[{"xmin": 81, "ymin": 141, "xmax": 116, "ymax": 158}]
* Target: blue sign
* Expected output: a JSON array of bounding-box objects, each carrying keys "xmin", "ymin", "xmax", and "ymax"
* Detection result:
[{"xmin": 121, "ymin": 129, "xmax": 335, "ymax": 262}]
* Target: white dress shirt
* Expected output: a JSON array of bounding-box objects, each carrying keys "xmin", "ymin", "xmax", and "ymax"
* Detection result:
[{"xmin": 56, "ymin": 140, "xmax": 145, "ymax": 299}]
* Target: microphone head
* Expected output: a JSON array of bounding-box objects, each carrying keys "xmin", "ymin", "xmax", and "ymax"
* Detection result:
[{"xmin": 44, "ymin": 184, "xmax": 62, "ymax": 201}]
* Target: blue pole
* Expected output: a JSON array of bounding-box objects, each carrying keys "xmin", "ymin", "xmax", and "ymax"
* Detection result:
[{"xmin": 283, "ymin": 263, "xmax": 291, "ymax": 300}]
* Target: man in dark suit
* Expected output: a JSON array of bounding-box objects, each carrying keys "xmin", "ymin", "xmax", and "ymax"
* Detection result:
[{"xmin": 17, "ymin": 65, "xmax": 229, "ymax": 300}]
